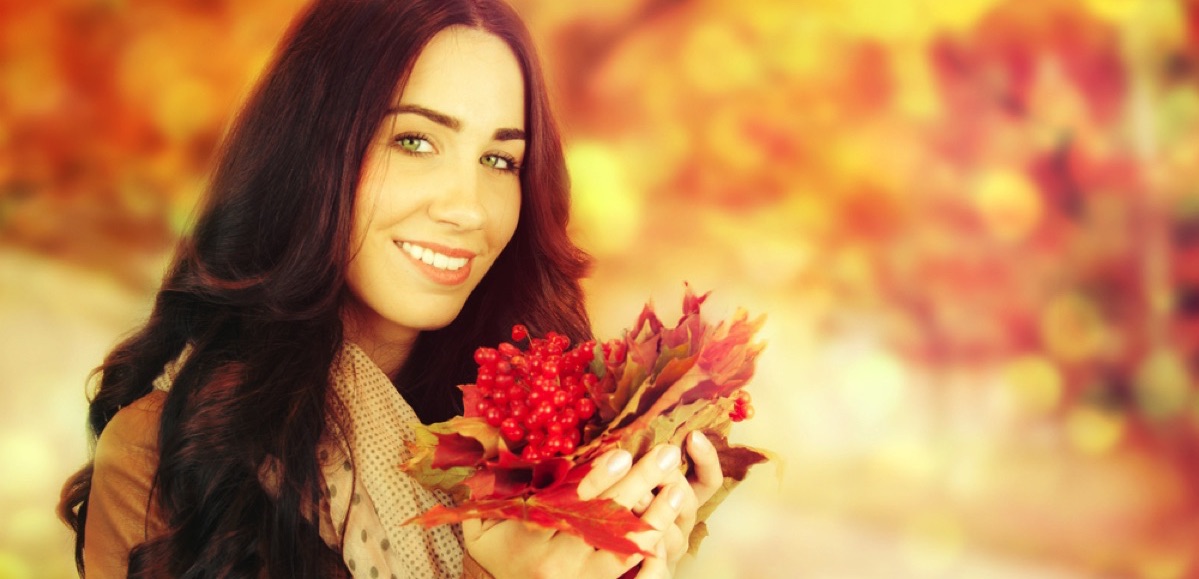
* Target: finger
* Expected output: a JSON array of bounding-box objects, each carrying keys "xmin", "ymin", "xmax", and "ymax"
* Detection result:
[
  {"xmin": 632, "ymin": 491, "xmax": 653, "ymax": 515},
  {"xmin": 601, "ymin": 445, "xmax": 681, "ymax": 508},
  {"xmin": 666, "ymin": 517, "xmax": 695, "ymax": 558},
  {"xmin": 686, "ymin": 431, "xmax": 723, "ymax": 504},
  {"xmin": 576, "ymin": 449, "xmax": 633, "ymax": 500},
  {"xmin": 673, "ymin": 481, "xmax": 700, "ymax": 537},
  {"xmin": 633, "ymin": 541, "xmax": 670, "ymax": 579},
  {"xmin": 639, "ymin": 484, "xmax": 685, "ymax": 534}
]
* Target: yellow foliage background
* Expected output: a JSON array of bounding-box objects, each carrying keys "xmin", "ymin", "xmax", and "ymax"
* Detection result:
[{"xmin": 2, "ymin": 0, "xmax": 1199, "ymax": 577}]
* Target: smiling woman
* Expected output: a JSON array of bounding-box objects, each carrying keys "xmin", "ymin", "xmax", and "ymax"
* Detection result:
[{"xmin": 55, "ymin": 1, "xmax": 721, "ymax": 578}]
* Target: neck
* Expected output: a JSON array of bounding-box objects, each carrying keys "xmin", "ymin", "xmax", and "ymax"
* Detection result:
[
  {"xmin": 342, "ymin": 310, "xmax": 418, "ymax": 380},
  {"xmin": 351, "ymin": 337, "xmax": 414, "ymax": 380}
]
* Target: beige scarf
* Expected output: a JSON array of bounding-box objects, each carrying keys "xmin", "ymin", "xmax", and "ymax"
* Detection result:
[
  {"xmin": 155, "ymin": 342, "xmax": 465, "ymax": 578},
  {"xmin": 319, "ymin": 342, "xmax": 464, "ymax": 578}
]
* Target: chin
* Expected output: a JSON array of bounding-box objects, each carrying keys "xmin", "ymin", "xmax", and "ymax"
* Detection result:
[
  {"xmin": 410, "ymin": 316, "xmax": 457, "ymax": 332},
  {"xmin": 400, "ymin": 305, "xmax": 467, "ymax": 332}
]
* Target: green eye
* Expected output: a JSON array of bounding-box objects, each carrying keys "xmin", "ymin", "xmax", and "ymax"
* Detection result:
[
  {"xmin": 482, "ymin": 153, "xmax": 519, "ymax": 172},
  {"xmin": 395, "ymin": 135, "xmax": 433, "ymax": 154},
  {"xmin": 482, "ymin": 154, "xmax": 507, "ymax": 169}
]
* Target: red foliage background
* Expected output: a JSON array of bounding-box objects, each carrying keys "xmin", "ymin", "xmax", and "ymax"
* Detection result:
[{"xmin": 2, "ymin": 0, "xmax": 1199, "ymax": 577}]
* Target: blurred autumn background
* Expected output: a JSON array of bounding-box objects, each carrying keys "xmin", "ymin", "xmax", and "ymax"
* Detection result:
[{"xmin": 3, "ymin": 0, "xmax": 1199, "ymax": 577}]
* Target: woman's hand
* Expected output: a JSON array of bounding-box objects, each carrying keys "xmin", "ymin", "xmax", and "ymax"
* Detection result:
[
  {"xmin": 628, "ymin": 431, "xmax": 724, "ymax": 573},
  {"xmin": 463, "ymin": 431, "xmax": 725, "ymax": 579},
  {"xmin": 462, "ymin": 443, "xmax": 685, "ymax": 575}
]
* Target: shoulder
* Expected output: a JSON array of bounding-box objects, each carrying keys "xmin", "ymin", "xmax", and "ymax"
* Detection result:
[
  {"xmin": 94, "ymin": 390, "xmax": 167, "ymax": 465},
  {"xmin": 84, "ymin": 390, "xmax": 169, "ymax": 577}
]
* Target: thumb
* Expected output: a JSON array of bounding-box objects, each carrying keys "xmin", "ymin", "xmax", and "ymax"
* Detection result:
[{"xmin": 461, "ymin": 519, "xmax": 483, "ymax": 544}]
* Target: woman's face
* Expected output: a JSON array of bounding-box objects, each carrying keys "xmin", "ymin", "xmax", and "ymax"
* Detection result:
[{"xmin": 345, "ymin": 26, "xmax": 525, "ymax": 348}]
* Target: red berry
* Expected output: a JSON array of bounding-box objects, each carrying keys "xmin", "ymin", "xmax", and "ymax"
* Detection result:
[
  {"xmin": 512, "ymin": 324, "xmax": 528, "ymax": 341},
  {"xmin": 551, "ymin": 390, "xmax": 570, "ymax": 408},
  {"xmin": 510, "ymin": 401, "xmax": 529, "ymax": 420},
  {"xmin": 476, "ymin": 371, "xmax": 495, "ymax": 389},
  {"xmin": 560, "ymin": 437, "xmax": 577, "ymax": 455},
  {"xmin": 521, "ymin": 445, "xmax": 541, "ymax": 461},
  {"xmin": 575, "ymin": 398, "xmax": 596, "ymax": 420},
  {"xmin": 485, "ymin": 407, "xmax": 504, "ymax": 427},
  {"xmin": 560, "ymin": 408, "xmax": 578, "ymax": 428},
  {"xmin": 501, "ymin": 425, "xmax": 524, "ymax": 442},
  {"xmin": 524, "ymin": 412, "xmax": 546, "ymax": 429},
  {"xmin": 474, "ymin": 347, "xmax": 496, "ymax": 366}
]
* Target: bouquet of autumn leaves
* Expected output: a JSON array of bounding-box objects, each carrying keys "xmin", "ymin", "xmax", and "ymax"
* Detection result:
[{"xmin": 400, "ymin": 288, "xmax": 769, "ymax": 556}]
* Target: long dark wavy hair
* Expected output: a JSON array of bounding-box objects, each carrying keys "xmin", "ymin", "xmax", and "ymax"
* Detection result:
[{"xmin": 57, "ymin": 0, "xmax": 592, "ymax": 576}]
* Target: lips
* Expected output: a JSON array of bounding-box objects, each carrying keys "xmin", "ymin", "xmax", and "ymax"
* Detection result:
[{"xmin": 397, "ymin": 240, "xmax": 475, "ymax": 286}]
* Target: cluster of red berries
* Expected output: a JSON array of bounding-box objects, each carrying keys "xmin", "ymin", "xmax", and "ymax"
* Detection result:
[
  {"xmin": 471, "ymin": 325, "xmax": 600, "ymax": 461},
  {"xmin": 729, "ymin": 389, "xmax": 754, "ymax": 422}
]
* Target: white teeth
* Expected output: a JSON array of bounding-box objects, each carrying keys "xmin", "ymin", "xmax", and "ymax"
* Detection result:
[{"xmin": 400, "ymin": 241, "xmax": 469, "ymax": 271}]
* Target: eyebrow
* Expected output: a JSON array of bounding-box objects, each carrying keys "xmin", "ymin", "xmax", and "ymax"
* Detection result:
[{"xmin": 387, "ymin": 104, "xmax": 526, "ymax": 142}]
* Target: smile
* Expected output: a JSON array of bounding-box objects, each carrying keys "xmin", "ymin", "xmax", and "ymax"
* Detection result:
[{"xmin": 399, "ymin": 241, "xmax": 470, "ymax": 271}]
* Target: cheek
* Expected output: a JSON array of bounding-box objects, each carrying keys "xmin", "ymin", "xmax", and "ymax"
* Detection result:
[
  {"xmin": 490, "ymin": 188, "xmax": 522, "ymax": 247},
  {"xmin": 498, "ymin": 190, "xmax": 522, "ymax": 244}
]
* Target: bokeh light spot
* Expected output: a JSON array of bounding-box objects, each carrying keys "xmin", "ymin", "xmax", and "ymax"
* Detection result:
[
  {"xmin": 1001, "ymin": 355, "xmax": 1063, "ymax": 415},
  {"xmin": 1066, "ymin": 406, "xmax": 1126, "ymax": 455},
  {"xmin": 566, "ymin": 142, "xmax": 641, "ymax": 257},
  {"xmin": 680, "ymin": 21, "xmax": 762, "ymax": 95},
  {"xmin": 1133, "ymin": 349, "xmax": 1192, "ymax": 421},
  {"xmin": 971, "ymin": 168, "xmax": 1045, "ymax": 243},
  {"xmin": 0, "ymin": 551, "xmax": 32, "ymax": 579}
]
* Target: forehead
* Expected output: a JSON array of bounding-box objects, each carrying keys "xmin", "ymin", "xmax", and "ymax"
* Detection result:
[{"xmin": 396, "ymin": 26, "xmax": 526, "ymax": 128}]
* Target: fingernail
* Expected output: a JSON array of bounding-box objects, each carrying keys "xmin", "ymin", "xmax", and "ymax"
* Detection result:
[
  {"xmin": 690, "ymin": 430, "xmax": 712, "ymax": 450},
  {"xmin": 607, "ymin": 450, "xmax": 632, "ymax": 475},
  {"xmin": 657, "ymin": 445, "xmax": 680, "ymax": 470},
  {"xmin": 668, "ymin": 485, "xmax": 684, "ymax": 510}
]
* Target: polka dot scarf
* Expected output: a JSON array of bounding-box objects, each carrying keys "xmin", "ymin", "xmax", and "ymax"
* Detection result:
[{"xmin": 318, "ymin": 342, "xmax": 465, "ymax": 579}]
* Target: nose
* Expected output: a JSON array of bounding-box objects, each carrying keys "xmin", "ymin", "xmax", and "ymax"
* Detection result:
[{"xmin": 428, "ymin": 159, "xmax": 486, "ymax": 231}]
